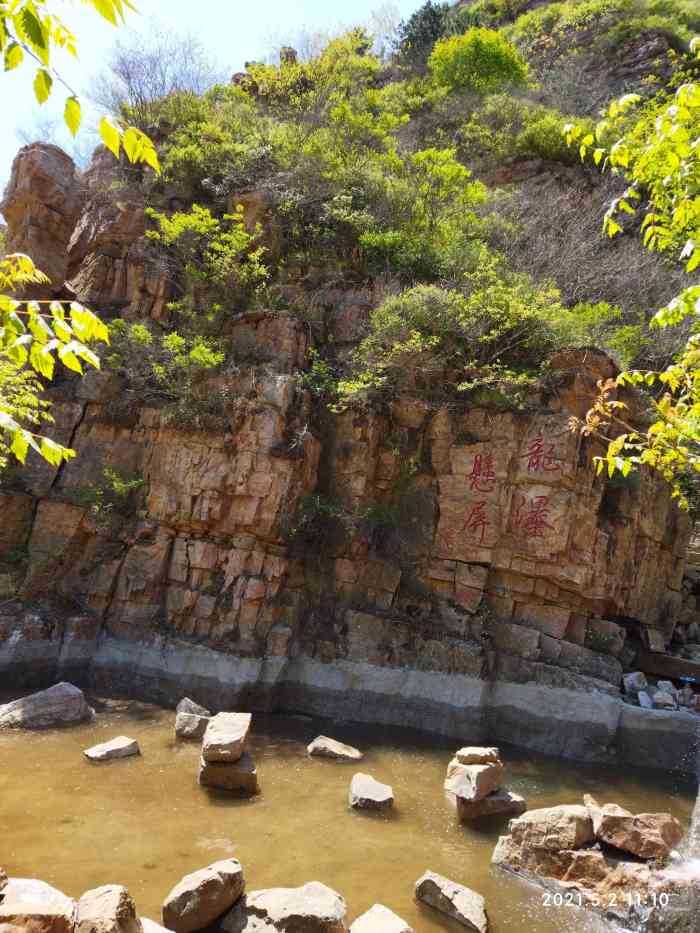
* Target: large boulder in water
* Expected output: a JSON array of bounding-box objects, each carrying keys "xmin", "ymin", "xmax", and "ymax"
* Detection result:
[
  {"xmin": 414, "ymin": 871, "xmax": 488, "ymax": 932},
  {"xmin": 175, "ymin": 698, "xmax": 211, "ymax": 740},
  {"xmin": 202, "ymin": 713, "xmax": 251, "ymax": 763},
  {"xmin": 221, "ymin": 882, "xmax": 347, "ymax": 932},
  {"xmin": 76, "ymin": 884, "xmax": 142, "ymax": 933},
  {"xmin": 350, "ymin": 904, "xmax": 412, "ymax": 932},
  {"xmin": 0, "ymin": 682, "xmax": 94, "ymax": 729},
  {"xmin": 0, "ymin": 877, "xmax": 76, "ymax": 933},
  {"xmin": 161, "ymin": 858, "xmax": 244, "ymax": 933}
]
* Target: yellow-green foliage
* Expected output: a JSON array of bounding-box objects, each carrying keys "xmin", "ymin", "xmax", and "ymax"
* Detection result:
[{"xmin": 429, "ymin": 28, "xmax": 529, "ymax": 94}]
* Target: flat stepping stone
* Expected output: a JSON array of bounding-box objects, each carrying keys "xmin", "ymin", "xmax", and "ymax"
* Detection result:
[
  {"xmin": 84, "ymin": 736, "xmax": 140, "ymax": 762},
  {"xmin": 444, "ymin": 762, "xmax": 503, "ymax": 801},
  {"xmin": 415, "ymin": 871, "xmax": 488, "ymax": 932},
  {"xmin": 351, "ymin": 903, "xmax": 413, "ymax": 932},
  {"xmin": 198, "ymin": 752, "xmax": 259, "ymax": 796},
  {"xmin": 455, "ymin": 747, "xmax": 500, "ymax": 765},
  {"xmin": 307, "ymin": 735, "xmax": 363, "ymax": 761},
  {"xmin": 457, "ymin": 788, "xmax": 526, "ymax": 821},
  {"xmin": 349, "ymin": 773, "xmax": 393, "ymax": 811},
  {"xmin": 202, "ymin": 713, "xmax": 251, "ymax": 763}
]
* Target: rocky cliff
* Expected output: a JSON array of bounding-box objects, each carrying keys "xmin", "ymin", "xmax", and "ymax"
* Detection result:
[{"xmin": 1, "ymin": 143, "xmax": 697, "ymax": 774}]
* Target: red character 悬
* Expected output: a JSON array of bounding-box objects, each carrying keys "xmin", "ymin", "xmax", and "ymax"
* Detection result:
[{"xmin": 468, "ymin": 453, "xmax": 496, "ymax": 493}]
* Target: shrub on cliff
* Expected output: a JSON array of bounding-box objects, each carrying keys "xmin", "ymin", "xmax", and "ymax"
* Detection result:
[{"xmin": 429, "ymin": 28, "xmax": 529, "ymax": 94}]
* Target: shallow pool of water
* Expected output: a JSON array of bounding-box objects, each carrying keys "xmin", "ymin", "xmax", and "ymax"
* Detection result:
[{"xmin": 0, "ymin": 695, "xmax": 695, "ymax": 932}]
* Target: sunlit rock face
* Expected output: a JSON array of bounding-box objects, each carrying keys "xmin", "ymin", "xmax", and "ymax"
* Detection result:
[{"xmin": 0, "ymin": 143, "xmax": 695, "ymax": 770}]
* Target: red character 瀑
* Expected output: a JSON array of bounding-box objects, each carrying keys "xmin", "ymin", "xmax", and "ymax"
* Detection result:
[{"xmin": 513, "ymin": 495, "xmax": 554, "ymax": 538}]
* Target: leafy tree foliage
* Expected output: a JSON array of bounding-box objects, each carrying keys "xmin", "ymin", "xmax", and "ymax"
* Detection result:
[
  {"xmin": 567, "ymin": 39, "xmax": 700, "ymax": 503},
  {"xmin": 429, "ymin": 28, "xmax": 529, "ymax": 94},
  {"xmin": 393, "ymin": 1, "xmax": 452, "ymax": 69},
  {"xmin": 0, "ymin": 0, "xmax": 160, "ymax": 467}
]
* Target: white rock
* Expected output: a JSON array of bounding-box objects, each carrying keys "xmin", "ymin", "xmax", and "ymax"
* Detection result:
[
  {"xmin": 307, "ymin": 735, "xmax": 363, "ymax": 761},
  {"xmin": 176, "ymin": 697, "xmax": 211, "ymax": 717},
  {"xmin": 202, "ymin": 713, "xmax": 251, "ymax": 763},
  {"xmin": 350, "ymin": 903, "xmax": 413, "ymax": 932},
  {"xmin": 222, "ymin": 881, "xmax": 346, "ymax": 933},
  {"xmin": 652, "ymin": 691, "xmax": 676, "ymax": 710},
  {"xmin": 445, "ymin": 762, "xmax": 504, "ymax": 801},
  {"xmin": 638, "ymin": 690, "xmax": 654, "ymax": 709},
  {"xmin": 175, "ymin": 712, "xmax": 209, "ymax": 740},
  {"xmin": 84, "ymin": 736, "xmax": 140, "ymax": 762},
  {"xmin": 76, "ymin": 884, "xmax": 142, "ymax": 933},
  {"xmin": 349, "ymin": 773, "xmax": 394, "ymax": 810},
  {"xmin": 0, "ymin": 878, "xmax": 76, "ymax": 933},
  {"xmin": 141, "ymin": 920, "xmax": 169, "ymax": 933},
  {"xmin": 455, "ymin": 747, "xmax": 500, "ymax": 765},
  {"xmin": 415, "ymin": 871, "xmax": 488, "ymax": 932}
]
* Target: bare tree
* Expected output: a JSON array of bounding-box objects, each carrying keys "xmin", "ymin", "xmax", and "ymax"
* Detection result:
[
  {"xmin": 91, "ymin": 23, "xmax": 226, "ymax": 126},
  {"xmin": 15, "ymin": 112, "xmax": 98, "ymax": 169}
]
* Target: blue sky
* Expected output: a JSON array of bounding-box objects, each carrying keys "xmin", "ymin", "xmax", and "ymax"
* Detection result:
[{"xmin": 1, "ymin": 0, "xmax": 420, "ymax": 190}]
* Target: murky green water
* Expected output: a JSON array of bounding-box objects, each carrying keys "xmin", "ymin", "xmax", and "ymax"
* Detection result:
[{"xmin": 0, "ymin": 695, "xmax": 695, "ymax": 932}]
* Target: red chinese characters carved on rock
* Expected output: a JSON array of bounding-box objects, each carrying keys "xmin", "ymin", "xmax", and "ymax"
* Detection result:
[
  {"xmin": 522, "ymin": 433, "xmax": 561, "ymax": 473},
  {"xmin": 513, "ymin": 494, "xmax": 555, "ymax": 538},
  {"xmin": 468, "ymin": 454, "xmax": 496, "ymax": 493}
]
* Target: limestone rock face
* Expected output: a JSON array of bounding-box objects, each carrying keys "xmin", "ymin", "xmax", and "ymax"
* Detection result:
[
  {"xmin": 198, "ymin": 753, "xmax": 259, "ymax": 795},
  {"xmin": 349, "ymin": 904, "xmax": 413, "ymax": 933},
  {"xmin": 161, "ymin": 859, "xmax": 244, "ymax": 933},
  {"xmin": 76, "ymin": 884, "xmax": 143, "ymax": 933},
  {"xmin": 221, "ymin": 882, "xmax": 347, "ymax": 933},
  {"xmin": 349, "ymin": 773, "xmax": 394, "ymax": 810},
  {"xmin": 414, "ymin": 871, "xmax": 488, "ymax": 932},
  {"xmin": 202, "ymin": 713, "xmax": 251, "ymax": 763},
  {"xmin": 84, "ymin": 736, "xmax": 140, "ymax": 762},
  {"xmin": 0, "ymin": 144, "xmax": 83, "ymax": 290},
  {"xmin": 307, "ymin": 736, "xmax": 363, "ymax": 761},
  {"xmin": 0, "ymin": 682, "xmax": 94, "ymax": 729},
  {"xmin": 0, "ymin": 878, "xmax": 76, "ymax": 933}
]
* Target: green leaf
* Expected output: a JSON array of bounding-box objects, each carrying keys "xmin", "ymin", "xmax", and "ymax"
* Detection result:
[
  {"xmin": 10, "ymin": 430, "xmax": 30, "ymax": 464},
  {"xmin": 20, "ymin": 8, "xmax": 48, "ymax": 63},
  {"xmin": 99, "ymin": 116, "xmax": 121, "ymax": 158},
  {"xmin": 34, "ymin": 68, "xmax": 53, "ymax": 105},
  {"xmin": 64, "ymin": 96, "xmax": 82, "ymax": 137},
  {"xmin": 4, "ymin": 42, "xmax": 23, "ymax": 71}
]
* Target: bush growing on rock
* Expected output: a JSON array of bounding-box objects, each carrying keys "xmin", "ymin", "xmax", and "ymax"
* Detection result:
[{"xmin": 429, "ymin": 28, "xmax": 529, "ymax": 94}]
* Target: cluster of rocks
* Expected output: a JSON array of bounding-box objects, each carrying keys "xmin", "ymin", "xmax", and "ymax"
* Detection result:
[
  {"xmin": 0, "ymin": 858, "xmax": 490, "ymax": 933},
  {"xmin": 197, "ymin": 712, "xmax": 258, "ymax": 796},
  {"xmin": 444, "ymin": 747, "xmax": 526, "ymax": 822},
  {"xmin": 492, "ymin": 798, "xmax": 690, "ymax": 929},
  {"xmin": 623, "ymin": 672, "xmax": 698, "ymax": 712}
]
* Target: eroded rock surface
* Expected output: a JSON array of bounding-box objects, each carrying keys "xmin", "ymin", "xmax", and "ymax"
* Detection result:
[
  {"xmin": 0, "ymin": 682, "xmax": 94, "ymax": 730},
  {"xmin": 307, "ymin": 736, "xmax": 363, "ymax": 761},
  {"xmin": 162, "ymin": 859, "xmax": 244, "ymax": 933},
  {"xmin": 84, "ymin": 736, "xmax": 140, "ymax": 762},
  {"xmin": 221, "ymin": 881, "xmax": 347, "ymax": 933},
  {"xmin": 202, "ymin": 714, "xmax": 251, "ymax": 763},
  {"xmin": 76, "ymin": 884, "xmax": 142, "ymax": 933},
  {"xmin": 414, "ymin": 871, "xmax": 487, "ymax": 932},
  {"xmin": 0, "ymin": 877, "xmax": 76, "ymax": 933}
]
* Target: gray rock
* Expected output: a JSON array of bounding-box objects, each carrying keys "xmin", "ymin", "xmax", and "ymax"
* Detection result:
[
  {"xmin": 658, "ymin": 681, "xmax": 678, "ymax": 700},
  {"xmin": 623, "ymin": 672, "xmax": 647, "ymax": 694},
  {"xmin": 84, "ymin": 736, "xmax": 140, "ymax": 762},
  {"xmin": 202, "ymin": 713, "xmax": 251, "ymax": 763},
  {"xmin": 0, "ymin": 878, "xmax": 76, "ymax": 933},
  {"xmin": 76, "ymin": 884, "xmax": 142, "ymax": 933},
  {"xmin": 175, "ymin": 712, "xmax": 209, "ymax": 740},
  {"xmin": 0, "ymin": 682, "xmax": 94, "ymax": 729},
  {"xmin": 176, "ymin": 697, "xmax": 211, "ymax": 717},
  {"xmin": 350, "ymin": 904, "xmax": 412, "ymax": 932},
  {"xmin": 638, "ymin": 690, "xmax": 654, "ymax": 709},
  {"xmin": 652, "ymin": 690, "xmax": 677, "ymax": 710},
  {"xmin": 162, "ymin": 859, "xmax": 244, "ymax": 933},
  {"xmin": 198, "ymin": 752, "xmax": 259, "ymax": 796},
  {"xmin": 505, "ymin": 805, "xmax": 594, "ymax": 851},
  {"xmin": 349, "ymin": 773, "xmax": 393, "ymax": 810},
  {"xmin": 307, "ymin": 735, "xmax": 363, "ymax": 761},
  {"xmin": 414, "ymin": 871, "xmax": 487, "ymax": 932},
  {"xmin": 221, "ymin": 881, "xmax": 347, "ymax": 933}
]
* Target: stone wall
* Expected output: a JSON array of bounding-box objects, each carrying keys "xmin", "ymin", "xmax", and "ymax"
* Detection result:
[{"xmin": 0, "ymin": 143, "xmax": 695, "ymax": 773}]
